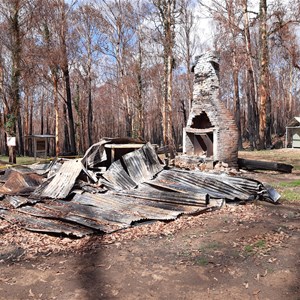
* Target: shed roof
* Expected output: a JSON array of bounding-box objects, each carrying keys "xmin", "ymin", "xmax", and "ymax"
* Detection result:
[
  {"xmin": 287, "ymin": 117, "xmax": 300, "ymax": 127},
  {"xmin": 26, "ymin": 134, "xmax": 56, "ymax": 139}
]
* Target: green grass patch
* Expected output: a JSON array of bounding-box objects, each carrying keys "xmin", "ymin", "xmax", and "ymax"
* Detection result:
[
  {"xmin": 244, "ymin": 239, "xmax": 266, "ymax": 255},
  {"xmin": 0, "ymin": 155, "xmax": 52, "ymax": 166},
  {"xmin": 279, "ymin": 190, "xmax": 300, "ymax": 201},
  {"xmin": 278, "ymin": 180, "xmax": 300, "ymax": 187},
  {"xmin": 275, "ymin": 180, "xmax": 300, "ymax": 201},
  {"xmin": 238, "ymin": 149, "xmax": 300, "ymax": 169},
  {"xmin": 244, "ymin": 244, "xmax": 254, "ymax": 253},
  {"xmin": 254, "ymin": 239, "xmax": 266, "ymax": 248},
  {"xmin": 199, "ymin": 241, "xmax": 222, "ymax": 252},
  {"xmin": 194, "ymin": 256, "xmax": 209, "ymax": 266}
]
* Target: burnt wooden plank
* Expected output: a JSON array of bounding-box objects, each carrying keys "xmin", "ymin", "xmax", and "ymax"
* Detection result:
[{"xmin": 238, "ymin": 158, "xmax": 293, "ymax": 173}]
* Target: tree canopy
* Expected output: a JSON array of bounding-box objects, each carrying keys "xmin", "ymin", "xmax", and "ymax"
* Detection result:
[{"xmin": 0, "ymin": 0, "xmax": 299, "ymax": 158}]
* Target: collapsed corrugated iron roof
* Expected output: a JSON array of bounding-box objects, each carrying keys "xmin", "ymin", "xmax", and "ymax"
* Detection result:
[
  {"xmin": 0, "ymin": 140, "xmax": 280, "ymax": 237},
  {"xmin": 0, "ymin": 169, "xmax": 44, "ymax": 196}
]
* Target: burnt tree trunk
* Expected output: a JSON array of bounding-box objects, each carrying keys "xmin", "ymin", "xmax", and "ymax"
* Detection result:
[
  {"xmin": 243, "ymin": 0, "xmax": 259, "ymax": 149},
  {"xmin": 155, "ymin": 0, "xmax": 177, "ymax": 159},
  {"xmin": 63, "ymin": 103, "xmax": 70, "ymax": 154},
  {"xmin": 60, "ymin": 6, "xmax": 76, "ymax": 155},
  {"xmin": 232, "ymin": 52, "xmax": 243, "ymax": 150},
  {"xmin": 62, "ymin": 66, "xmax": 76, "ymax": 154},
  {"xmin": 52, "ymin": 72, "xmax": 60, "ymax": 156},
  {"xmin": 7, "ymin": 1, "xmax": 22, "ymax": 163}
]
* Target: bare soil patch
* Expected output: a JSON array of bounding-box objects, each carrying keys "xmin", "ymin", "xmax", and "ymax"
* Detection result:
[{"xmin": 0, "ymin": 149, "xmax": 299, "ymax": 300}]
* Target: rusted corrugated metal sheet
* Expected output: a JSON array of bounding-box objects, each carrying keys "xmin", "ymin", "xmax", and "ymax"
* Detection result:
[
  {"xmin": 0, "ymin": 140, "xmax": 281, "ymax": 237},
  {"xmin": 32, "ymin": 159, "xmax": 83, "ymax": 199},
  {"xmin": 72, "ymin": 192, "xmax": 179, "ymax": 222},
  {"xmin": 142, "ymin": 142, "xmax": 163, "ymax": 175},
  {"xmin": 102, "ymin": 160, "xmax": 137, "ymax": 190},
  {"xmin": 150, "ymin": 169, "xmax": 255, "ymax": 201},
  {"xmin": 102, "ymin": 142, "xmax": 162, "ymax": 190},
  {"xmin": 0, "ymin": 208, "xmax": 93, "ymax": 237},
  {"xmin": 81, "ymin": 137, "xmax": 145, "ymax": 169},
  {"xmin": 120, "ymin": 185, "xmax": 209, "ymax": 207},
  {"xmin": 122, "ymin": 147, "xmax": 154, "ymax": 184},
  {"xmin": 0, "ymin": 188, "xmax": 212, "ymax": 235},
  {"xmin": 18, "ymin": 201, "xmax": 126, "ymax": 233},
  {"xmin": 81, "ymin": 139, "xmax": 109, "ymax": 169},
  {"xmin": 5, "ymin": 195, "xmax": 37, "ymax": 208},
  {"xmin": 122, "ymin": 143, "xmax": 163, "ymax": 184},
  {"xmin": 72, "ymin": 192, "xmax": 211, "ymax": 224},
  {"xmin": 0, "ymin": 170, "xmax": 44, "ymax": 196}
]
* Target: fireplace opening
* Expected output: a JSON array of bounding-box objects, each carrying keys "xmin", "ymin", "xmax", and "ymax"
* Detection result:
[
  {"xmin": 186, "ymin": 130, "xmax": 214, "ymax": 157},
  {"xmin": 191, "ymin": 112, "xmax": 213, "ymax": 129},
  {"xmin": 185, "ymin": 111, "xmax": 214, "ymax": 157}
]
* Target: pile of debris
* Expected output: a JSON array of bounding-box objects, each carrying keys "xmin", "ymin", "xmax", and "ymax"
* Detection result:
[{"xmin": 0, "ymin": 139, "xmax": 280, "ymax": 238}]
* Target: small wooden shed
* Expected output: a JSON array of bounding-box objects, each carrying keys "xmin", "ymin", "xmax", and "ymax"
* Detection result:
[
  {"xmin": 26, "ymin": 134, "xmax": 56, "ymax": 159},
  {"xmin": 285, "ymin": 117, "xmax": 300, "ymax": 148}
]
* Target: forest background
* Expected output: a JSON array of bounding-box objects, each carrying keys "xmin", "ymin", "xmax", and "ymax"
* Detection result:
[{"xmin": 0, "ymin": 0, "xmax": 299, "ymax": 161}]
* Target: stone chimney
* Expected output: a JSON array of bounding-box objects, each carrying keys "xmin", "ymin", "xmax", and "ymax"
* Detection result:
[{"xmin": 182, "ymin": 51, "xmax": 238, "ymax": 167}]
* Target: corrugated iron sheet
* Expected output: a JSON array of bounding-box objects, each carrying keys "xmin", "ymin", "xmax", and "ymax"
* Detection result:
[
  {"xmin": 0, "ymin": 170, "xmax": 44, "ymax": 196},
  {"xmin": 150, "ymin": 169, "xmax": 255, "ymax": 201},
  {"xmin": 0, "ymin": 140, "xmax": 281, "ymax": 237},
  {"xmin": 122, "ymin": 147, "xmax": 155, "ymax": 184},
  {"xmin": 121, "ymin": 185, "xmax": 209, "ymax": 207},
  {"xmin": 0, "ymin": 208, "xmax": 93, "ymax": 237},
  {"xmin": 32, "ymin": 159, "xmax": 83, "ymax": 199},
  {"xmin": 102, "ymin": 160, "xmax": 137, "ymax": 190},
  {"xmin": 5, "ymin": 195, "xmax": 37, "ymax": 208},
  {"xmin": 122, "ymin": 142, "xmax": 163, "ymax": 184},
  {"xmin": 18, "ymin": 201, "xmax": 126, "ymax": 233},
  {"xmin": 102, "ymin": 142, "xmax": 162, "ymax": 190},
  {"xmin": 72, "ymin": 191, "xmax": 212, "ymax": 224},
  {"xmin": 81, "ymin": 137, "xmax": 145, "ymax": 169}
]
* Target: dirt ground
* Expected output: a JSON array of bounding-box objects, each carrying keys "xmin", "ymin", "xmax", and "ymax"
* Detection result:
[{"xmin": 0, "ymin": 150, "xmax": 299, "ymax": 300}]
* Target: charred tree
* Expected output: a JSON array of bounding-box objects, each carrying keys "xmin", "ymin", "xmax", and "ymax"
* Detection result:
[{"xmin": 242, "ymin": 0, "xmax": 259, "ymax": 149}]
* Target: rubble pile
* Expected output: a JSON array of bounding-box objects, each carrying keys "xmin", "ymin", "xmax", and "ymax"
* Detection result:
[{"xmin": 0, "ymin": 139, "xmax": 281, "ymax": 238}]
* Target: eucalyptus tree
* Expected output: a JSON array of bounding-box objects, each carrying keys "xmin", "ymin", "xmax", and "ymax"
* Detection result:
[
  {"xmin": 200, "ymin": 0, "xmax": 244, "ymax": 149},
  {"xmin": 176, "ymin": 0, "xmax": 198, "ymax": 115},
  {"xmin": 258, "ymin": 0, "xmax": 300, "ymax": 148},
  {"xmin": 56, "ymin": 0, "xmax": 77, "ymax": 154},
  {"xmin": 267, "ymin": 0, "xmax": 300, "ymax": 133},
  {"xmin": 242, "ymin": 0, "xmax": 259, "ymax": 149},
  {"xmin": 0, "ymin": 0, "xmax": 36, "ymax": 162},
  {"xmin": 94, "ymin": 0, "xmax": 139, "ymax": 137},
  {"xmin": 72, "ymin": 3, "xmax": 106, "ymax": 148},
  {"xmin": 151, "ymin": 0, "xmax": 182, "ymax": 158},
  {"xmin": 257, "ymin": 0, "xmax": 270, "ymax": 148}
]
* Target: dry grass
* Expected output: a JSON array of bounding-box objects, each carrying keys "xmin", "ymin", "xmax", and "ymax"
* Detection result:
[{"xmin": 239, "ymin": 148, "xmax": 300, "ymax": 169}]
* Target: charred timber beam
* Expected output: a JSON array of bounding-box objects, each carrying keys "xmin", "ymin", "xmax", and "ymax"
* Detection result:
[{"xmin": 238, "ymin": 158, "xmax": 293, "ymax": 173}]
